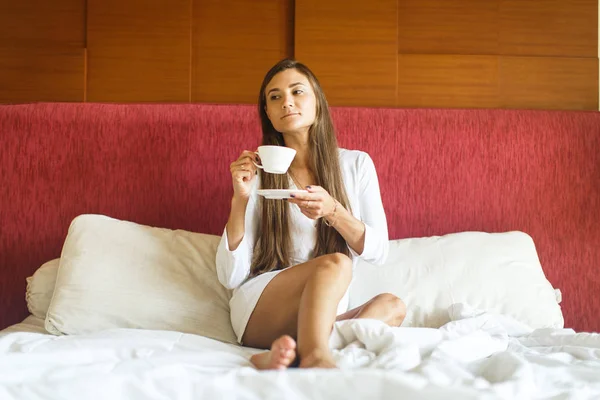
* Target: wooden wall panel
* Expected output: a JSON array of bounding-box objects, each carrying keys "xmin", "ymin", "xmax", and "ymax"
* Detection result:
[
  {"xmin": 86, "ymin": 0, "xmax": 191, "ymax": 102},
  {"xmin": 500, "ymin": 57, "xmax": 599, "ymax": 110},
  {"xmin": 295, "ymin": 0, "xmax": 398, "ymax": 107},
  {"xmin": 0, "ymin": 47, "xmax": 85, "ymax": 103},
  {"xmin": 397, "ymin": 55, "xmax": 499, "ymax": 108},
  {"xmin": 0, "ymin": 0, "xmax": 597, "ymax": 109},
  {"xmin": 192, "ymin": 0, "xmax": 293, "ymax": 104},
  {"xmin": 0, "ymin": 0, "xmax": 85, "ymax": 47},
  {"xmin": 0, "ymin": 0, "xmax": 85, "ymax": 103},
  {"xmin": 396, "ymin": 0, "xmax": 598, "ymax": 110},
  {"xmin": 500, "ymin": 0, "xmax": 598, "ymax": 57},
  {"xmin": 398, "ymin": 0, "xmax": 499, "ymax": 55}
]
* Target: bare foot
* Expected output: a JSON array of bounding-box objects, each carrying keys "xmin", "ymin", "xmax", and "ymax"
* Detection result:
[
  {"xmin": 250, "ymin": 335, "xmax": 297, "ymax": 370},
  {"xmin": 299, "ymin": 349, "xmax": 337, "ymax": 369}
]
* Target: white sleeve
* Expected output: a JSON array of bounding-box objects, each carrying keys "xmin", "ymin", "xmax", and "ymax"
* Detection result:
[
  {"xmin": 348, "ymin": 153, "xmax": 389, "ymax": 265},
  {"xmin": 215, "ymin": 184, "xmax": 259, "ymax": 290}
]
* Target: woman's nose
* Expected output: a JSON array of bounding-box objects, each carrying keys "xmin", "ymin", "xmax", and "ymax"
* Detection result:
[{"xmin": 282, "ymin": 96, "xmax": 293, "ymax": 109}]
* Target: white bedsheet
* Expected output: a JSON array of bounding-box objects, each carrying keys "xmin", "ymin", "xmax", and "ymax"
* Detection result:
[{"xmin": 1, "ymin": 306, "xmax": 599, "ymax": 400}]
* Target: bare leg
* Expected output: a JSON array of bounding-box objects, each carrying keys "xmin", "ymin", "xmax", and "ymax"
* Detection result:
[
  {"xmin": 336, "ymin": 293, "xmax": 406, "ymax": 327},
  {"xmin": 243, "ymin": 253, "xmax": 352, "ymax": 370},
  {"xmin": 251, "ymin": 294, "xmax": 406, "ymax": 370},
  {"xmin": 297, "ymin": 255, "xmax": 352, "ymax": 368}
]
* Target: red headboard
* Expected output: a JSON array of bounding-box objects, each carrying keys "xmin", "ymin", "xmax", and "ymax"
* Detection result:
[{"xmin": 1, "ymin": 103, "xmax": 599, "ymax": 332}]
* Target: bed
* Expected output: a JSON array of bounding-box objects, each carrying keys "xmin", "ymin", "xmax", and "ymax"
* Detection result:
[
  {"xmin": 1, "ymin": 103, "xmax": 599, "ymax": 399},
  {"xmin": 2, "ymin": 304, "xmax": 600, "ymax": 399}
]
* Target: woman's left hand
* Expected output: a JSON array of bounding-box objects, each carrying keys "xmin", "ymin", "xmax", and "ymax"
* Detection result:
[{"xmin": 288, "ymin": 186, "xmax": 336, "ymax": 220}]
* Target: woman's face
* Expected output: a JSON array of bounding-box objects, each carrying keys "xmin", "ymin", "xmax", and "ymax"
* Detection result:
[{"xmin": 264, "ymin": 68, "xmax": 317, "ymax": 135}]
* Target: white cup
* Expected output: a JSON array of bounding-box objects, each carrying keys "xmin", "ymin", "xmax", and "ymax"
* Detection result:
[{"xmin": 253, "ymin": 145, "xmax": 296, "ymax": 174}]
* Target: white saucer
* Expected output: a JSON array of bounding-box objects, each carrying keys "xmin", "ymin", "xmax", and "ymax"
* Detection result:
[{"xmin": 257, "ymin": 189, "xmax": 308, "ymax": 199}]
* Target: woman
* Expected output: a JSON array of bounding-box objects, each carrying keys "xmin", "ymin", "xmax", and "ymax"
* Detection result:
[{"xmin": 216, "ymin": 59, "xmax": 406, "ymax": 369}]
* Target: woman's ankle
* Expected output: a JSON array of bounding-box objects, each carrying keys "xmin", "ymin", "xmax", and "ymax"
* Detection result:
[
  {"xmin": 299, "ymin": 346, "xmax": 332, "ymax": 360},
  {"xmin": 298, "ymin": 347, "xmax": 337, "ymax": 368}
]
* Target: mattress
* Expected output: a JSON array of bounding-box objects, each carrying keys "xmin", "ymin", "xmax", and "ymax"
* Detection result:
[{"xmin": 1, "ymin": 308, "xmax": 599, "ymax": 400}]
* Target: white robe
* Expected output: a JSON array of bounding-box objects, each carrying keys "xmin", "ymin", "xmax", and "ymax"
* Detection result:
[{"xmin": 216, "ymin": 149, "xmax": 389, "ymax": 343}]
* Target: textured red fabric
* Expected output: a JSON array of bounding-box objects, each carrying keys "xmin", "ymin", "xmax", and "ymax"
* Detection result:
[{"xmin": 1, "ymin": 103, "xmax": 599, "ymax": 332}]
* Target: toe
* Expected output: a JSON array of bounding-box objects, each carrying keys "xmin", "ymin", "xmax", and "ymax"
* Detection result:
[
  {"xmin": 283, "ymin": 349, "xmax": 294, "ymax": 358},
  {"xmin": 273, "ymin": 335, "xmax": 296, "ymax": 352},
  {"xmin": 280, "ymin": 335, "xmax": 296, "ymax": 349},
  {"xmin": 264, "ymin": 335, "xmax": 297, "ymax": 370}
]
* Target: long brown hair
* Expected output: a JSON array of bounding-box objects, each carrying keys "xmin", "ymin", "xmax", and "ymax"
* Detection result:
[{"xmin": 250, "ymin": 59, "xmax": 351, "ymax": 278}]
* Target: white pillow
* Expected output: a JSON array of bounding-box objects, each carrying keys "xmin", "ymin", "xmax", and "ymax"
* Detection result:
[
  {"xmin": 349, "ymin": 231, "xmax": 564, "ymax": 329},
  {"xmin": 26, "ymin": 258, "xmax": 59, "ymax": 319},
  {"xmin": 45, "ymin": 214, "xmax": 237, "ymax": 344}
]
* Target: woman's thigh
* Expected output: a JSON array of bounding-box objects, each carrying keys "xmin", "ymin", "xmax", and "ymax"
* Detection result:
[{"xmin": 242, "ymin": 253, "xmax": 351, "ymax": 349}]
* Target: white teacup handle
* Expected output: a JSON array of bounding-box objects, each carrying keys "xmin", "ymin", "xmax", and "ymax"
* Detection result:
[{"xmin": 252, "ymin": 151, "xmax": 264, "ymax": 169}]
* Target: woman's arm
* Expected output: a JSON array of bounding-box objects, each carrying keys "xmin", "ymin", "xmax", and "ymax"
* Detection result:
[
  {"xmin": 226, "ymin": 196, "xmax": 249, "ymax": 251},
  {"xmin": 324, "ymin": 199, "xmax": 366, "ymax": 255},
  {"xmin": 216, "ymin": 191, "xmax": 259, "ymax": 289},
  {"xmin": 289, "ymin": 152, "xmax": 389, "ymax": 265},
  {"xmin": 342, "ymin": 153, "xmax": 389, "ymax": 265},
  {"xmin": 215, "ymin": 151, "xmax": 260, "ymax": 289}
]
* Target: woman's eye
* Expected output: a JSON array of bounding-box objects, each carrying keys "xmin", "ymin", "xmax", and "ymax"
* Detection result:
[
  {"xmin": 269, "ymin": 95, "xmax": 280, "ymax": 100},
  {"xmin": 293, "ymin": 89, "xmax": 303, "ymax": 95}
]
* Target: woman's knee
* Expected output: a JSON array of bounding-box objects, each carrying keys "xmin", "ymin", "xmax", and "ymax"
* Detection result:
[
  {"xmin": 318, "ymin": 253, "xmax": 353, "ymax": 282},
  {"xmin": 374, "ymin": 293, "xmax": 406, "ymax": 326}
]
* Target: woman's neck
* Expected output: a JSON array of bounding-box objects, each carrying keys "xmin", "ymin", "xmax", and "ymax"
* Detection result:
[{"xmin": 283, "ymin": 132, "xmax": 310, "ymax": 170}]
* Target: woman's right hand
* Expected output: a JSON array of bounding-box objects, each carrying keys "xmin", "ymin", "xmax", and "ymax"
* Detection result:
[{"xmin": 230, "ymin": 150, "xmax": 259, "ymax": 200}]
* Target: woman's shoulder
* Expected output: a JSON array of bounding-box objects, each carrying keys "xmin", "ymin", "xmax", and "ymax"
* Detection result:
[{"xmin": 338, "ymin": 148, "xmax": 372, "ymax": 168}]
